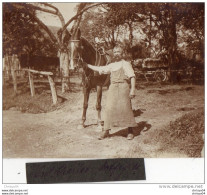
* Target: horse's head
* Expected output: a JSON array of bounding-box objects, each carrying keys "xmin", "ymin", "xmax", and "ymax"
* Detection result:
[
  {"xmin": 69, "ymin": 27, "xmax": 111, "ymax": 72},
  {"xmin": 68, "ymin": 28, "xmax": 83, "ymax": 70}
]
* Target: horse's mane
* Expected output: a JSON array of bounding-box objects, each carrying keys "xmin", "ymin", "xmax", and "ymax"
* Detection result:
[
  {"xmin": 81, "ymin": 36, "xmax": 96, "ymax": 52},
  {"xmin": 80, "ymin": 37, "xmax": 97, "ymax": 65}
]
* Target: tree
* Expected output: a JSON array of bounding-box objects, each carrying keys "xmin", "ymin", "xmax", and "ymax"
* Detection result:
[
  {"xmin": 103, "ymin": 3, "xmax": 163, "ymax": 57},
  {"xmin": 179, "ymin": 3, "xmax": 204, "ymax": 61},
  {"xmin": 3, "ymin": 2, "xmax": 102, "ymax": 93},
  {"xmin": 3, "ymin": 3, "xmax": 56, "ymax": 57},
  {"xmin": 79, "ymin": 6, "xmax": 120, "ymax": 49},
  {"xmin": 102, "ymin": 3, "xmax": 204, "ymax": 81},
  {"xmin": 149, "ymin": 3, "xmax": 204, "ymax": 81},
  {"xmin": 105, "ymin": 3, "xmax": 146, "ymax": 47}
]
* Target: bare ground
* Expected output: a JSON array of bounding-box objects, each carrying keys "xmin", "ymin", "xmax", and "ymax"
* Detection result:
[{"xmin": 3, "ymin": 78, "xmax": 204, "ymax": 158}]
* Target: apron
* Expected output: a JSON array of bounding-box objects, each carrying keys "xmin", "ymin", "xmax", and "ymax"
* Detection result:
[{"xmin": 103, "ymin": 66, "xmax": 137, "ymax": 130}]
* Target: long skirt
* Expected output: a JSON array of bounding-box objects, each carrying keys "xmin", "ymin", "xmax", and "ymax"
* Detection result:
[{"xmin": 103, "ymin": 82, "xmax": 137, "ymax": 130}]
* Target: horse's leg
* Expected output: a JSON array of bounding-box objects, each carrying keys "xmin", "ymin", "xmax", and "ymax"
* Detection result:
[
  {"xmin": 96, "ymin": 85, "xmax": 103, "ymax": 130},
  {"xmin": 77, "ymin": 86, "xmax": 91, "ymax": 129}
]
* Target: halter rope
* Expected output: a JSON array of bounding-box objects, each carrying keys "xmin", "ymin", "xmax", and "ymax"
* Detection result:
[{"xmin": 69, "ymin": 39, "xmax": 110, "ymax": 87}]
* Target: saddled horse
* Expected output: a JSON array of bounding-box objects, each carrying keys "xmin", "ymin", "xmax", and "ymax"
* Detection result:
[{"xmin": 68, "ymin": 29, "xmax": 110, "ymax": 129}]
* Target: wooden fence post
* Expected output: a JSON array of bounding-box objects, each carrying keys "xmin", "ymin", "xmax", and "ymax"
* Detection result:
[
  {"xmin": 48, "ymin": 75, "xmax": 58, "ymax": 104},
  {"xmin": 3, "ymin": 71, "xmax": 5, "ymax": 86},
  {"xmin": 11, "ymin": 69, "xmax": 17, "ymax": 95},
  {"xmin": 24, "ymin": 69, "xmax": 58, "ymax": 104},
  {"xmin": 28, "ymin": 71, "xmax": 35, "ymax": 97}
]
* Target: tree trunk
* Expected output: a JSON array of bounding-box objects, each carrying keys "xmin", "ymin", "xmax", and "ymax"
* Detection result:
[
  {"xmin": 48, "ymin": 75, "xmax": 58, "ymax": 104},
  {"xmin": 11, "ymin": 69, "xmax": 17, "ymax": 95},
  {"xmin": 59, "ymin": 51, "xmax": 70, "ymax": 93},
  {"xmin": 149, "ymin": 13, "xmax": 152, "ymax": 57},
  {"xmin": 11, "ymin": 54, "xmax": 19, "ymax": 95},
  {"xmin": 5, "ymin": 55, "xmax": 12, "ymax": 80},
  {"xmin": 167, "ymin": 9, "xmax": 177, "ymax": 83},
  {"xmin": 3, "ymin": 71, "xmax": 5, "ymax": 86},
  {"xmin": 3, "ymin": 57, "xmax": 5, "ymax": 86},
  {"xmin": 128, "ymin": 22, "xmax": 133, "ymax": 47},
  {"xmin": 28, "ymin": 71, "xmax": 35, "ymax": 97}
]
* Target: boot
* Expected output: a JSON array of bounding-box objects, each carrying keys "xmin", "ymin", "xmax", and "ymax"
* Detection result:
[
  {"xmin": 98, "ymin": 130, "xmax": 109, "ymax": 140},
  {"xmin": 127, "ymin": 127, "xmax": 134, "ymax": 140}
]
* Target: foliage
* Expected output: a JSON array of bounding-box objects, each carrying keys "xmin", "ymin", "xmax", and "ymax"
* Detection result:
[
  {"xmin": 150, "ymin": 108, "xmax": 204, "ymax": 158},
  {"xmin": 125, "ymin": 41, "xmax": 150, "ymax": 60},
  {"xmin": 3, "ymin": 2, "xmax": 102, "ymax": 92},
  {"xmin": 169, "ymin": 110, "xmax": 204, "ymax": 138},
  {"xmin": 3, "ymin": 2, "xmax": 204, "ymax": 83},
  {"xmin": 3, "ymin": 3, "xmax": 57, "ymax": 56},
  {"xmin": 78, "ymin": 2, "xmax": 204, "ymax": 84},
  {"xmin": 105, "ymin": 3, "xmax": 145, "ymax": 27},
  {"xmin": 103, "ymin": 3, "xmax": 204, "ymax": 67},
  {"xmin": 105, "ymin": 3, "xmax": 145, "ymax": 47},
  {"xmin": 79, "ymin": 7, "xmax": 119, "ymax": 49},
  {"xmin": 168, "ymin": 110, "xmax": 204, "ymax": 157},
  {"xmin": 3, "ymin": 83, "xmax": 62, "ymax": 113}
]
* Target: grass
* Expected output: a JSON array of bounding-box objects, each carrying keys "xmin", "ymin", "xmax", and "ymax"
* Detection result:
[
  {"xmin": 153, "ymin": 109, "xmax": 204, "ymax": 157},
  {"xmin": 3, "ymin": 81, "xmax": 63, "ymax": 114},
  {"xmin": 128, "ymin": 109, "xmax": 204, "ymax": 158}
]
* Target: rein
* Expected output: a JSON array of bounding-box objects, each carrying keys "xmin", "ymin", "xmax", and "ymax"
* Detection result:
[
  {"xmin": 95, "ymin": 47, "xmax": 107, "ymax": 66},
  {"xmin": 69, "ymin": 39, "xmax": 108, "ymax": 67},
  {"xmin": 69, "ymin": 39, "xmax": 109, "ymax": 88}
]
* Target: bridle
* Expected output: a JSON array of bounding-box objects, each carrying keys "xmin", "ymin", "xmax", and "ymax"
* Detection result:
[
  {"xmin": 69, "ymin": 40, "xmax": 84, "ymax": 72},
  {"xmin": 95, "ymin": 47, "xmax": 110, "ymax": 66},
  {"xmin": 69, "ymin": 39, "xmax": 109, "ymax": 88}
]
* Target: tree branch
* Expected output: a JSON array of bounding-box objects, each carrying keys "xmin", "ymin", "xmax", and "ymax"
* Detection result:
[
  {"xmin": 31, "ymin": 3, "xmax": 68, "ymax": 47},
  {"xmin": 31, "ymin": 3, "xmax": 66, "ymax": 28},
  {"xmin": 35, "ymin": 26, "xmax": 55, "ymax": 47},
  {"xmin": 10, "ymin": 3, "xmax": 59, "ymax": 46},
  {"xmin": 41, "ymin": 3, "xmax": 66, "ymax": 27},
  {"xmin": 31, "ymin": 14, "xmax": 59, "ymax": 46},
  {"xmin": 71, "ymin": 4, "xmax": 87, "ymax": 35},
  {"xmin": 41, "ymin": 3, "xmax": 59, "ymax": 12},
  {"xmin": 100, "ymin": 4, "xmax": 110, "ymax": 12},
  {"xmin": 62, "ymin": 3, "xmax": 103, "ymax": 32},
  {"xmin": 31, "ymin": 4, "xmax": 57, "ymax": 15}
]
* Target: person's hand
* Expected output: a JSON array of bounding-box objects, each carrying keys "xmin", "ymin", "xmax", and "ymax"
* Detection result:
[
  {"xmin": 81, "ymin": 62, "xmax": 88, "ymax": 71},
  {"xmin": 129, "ymin": 90, "xmax": 135, "ymax": 99}
]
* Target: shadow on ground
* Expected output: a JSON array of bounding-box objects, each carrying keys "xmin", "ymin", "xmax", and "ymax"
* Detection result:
[
  {"xmin": 110, "ymin": 121, "xmax": 152, "ymax": 138},
  {"xmin": 133, "ymin": 109, "xmax": 145, "ymax": 117},
  {"xmin": 85, "ymin": 123, "xmax": 98, "ymax": 128},
  {"xmin": 147, "ymin": 86, "xmax": 194, "ymax": 95}
]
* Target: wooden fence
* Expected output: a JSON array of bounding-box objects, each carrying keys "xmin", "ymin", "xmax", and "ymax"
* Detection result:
[
  {"xmin": 23, "ymin": 69, "xmax": 58, "ymax": 104},
  {"xmin": 3, "ymin": 69, "xmax": 58, "ymax": 105}
]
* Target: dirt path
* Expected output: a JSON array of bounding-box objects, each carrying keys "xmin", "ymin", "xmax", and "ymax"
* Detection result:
[{"xmin": 3, "ymin": 84, "xmax": 204, "ymax": 158}]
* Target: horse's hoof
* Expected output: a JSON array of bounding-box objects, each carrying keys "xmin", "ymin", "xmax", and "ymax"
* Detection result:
[{"xmin": 77, "ymin": 124, "xmax": 84, "ymax": 130}]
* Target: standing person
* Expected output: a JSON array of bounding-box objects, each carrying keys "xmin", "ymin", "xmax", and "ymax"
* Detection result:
[{"xmin": 84, "ymin": 45, "xmax": 137, "ymax": 140}]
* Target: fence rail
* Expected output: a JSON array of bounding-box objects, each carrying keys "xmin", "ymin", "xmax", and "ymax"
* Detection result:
[
  {"xmin": 3, "ymin": 69, "xmax": 58, "ymax": 105},
  {"xmin": 23, "ymin": 69, "xmax": 57, "ymax": 104},
  {"xmin": 23, "ymin": 69, "xmax": 53, "ymax": 76}
]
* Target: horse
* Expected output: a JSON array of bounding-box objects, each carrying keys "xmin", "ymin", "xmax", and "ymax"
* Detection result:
[{"xmin": 68, "ymin": 29, "xmax": 110, "ymax": 129}]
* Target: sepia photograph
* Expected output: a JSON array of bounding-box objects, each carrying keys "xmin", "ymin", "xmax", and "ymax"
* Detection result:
[{"xmin": 2, "ymin": 2, "xmax": 205, "ymax": 184}]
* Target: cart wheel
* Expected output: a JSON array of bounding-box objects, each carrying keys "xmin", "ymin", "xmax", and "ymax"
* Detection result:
[{"xmin": 154, "ymin": 69, "xmax": 167, "ymax": 82}]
